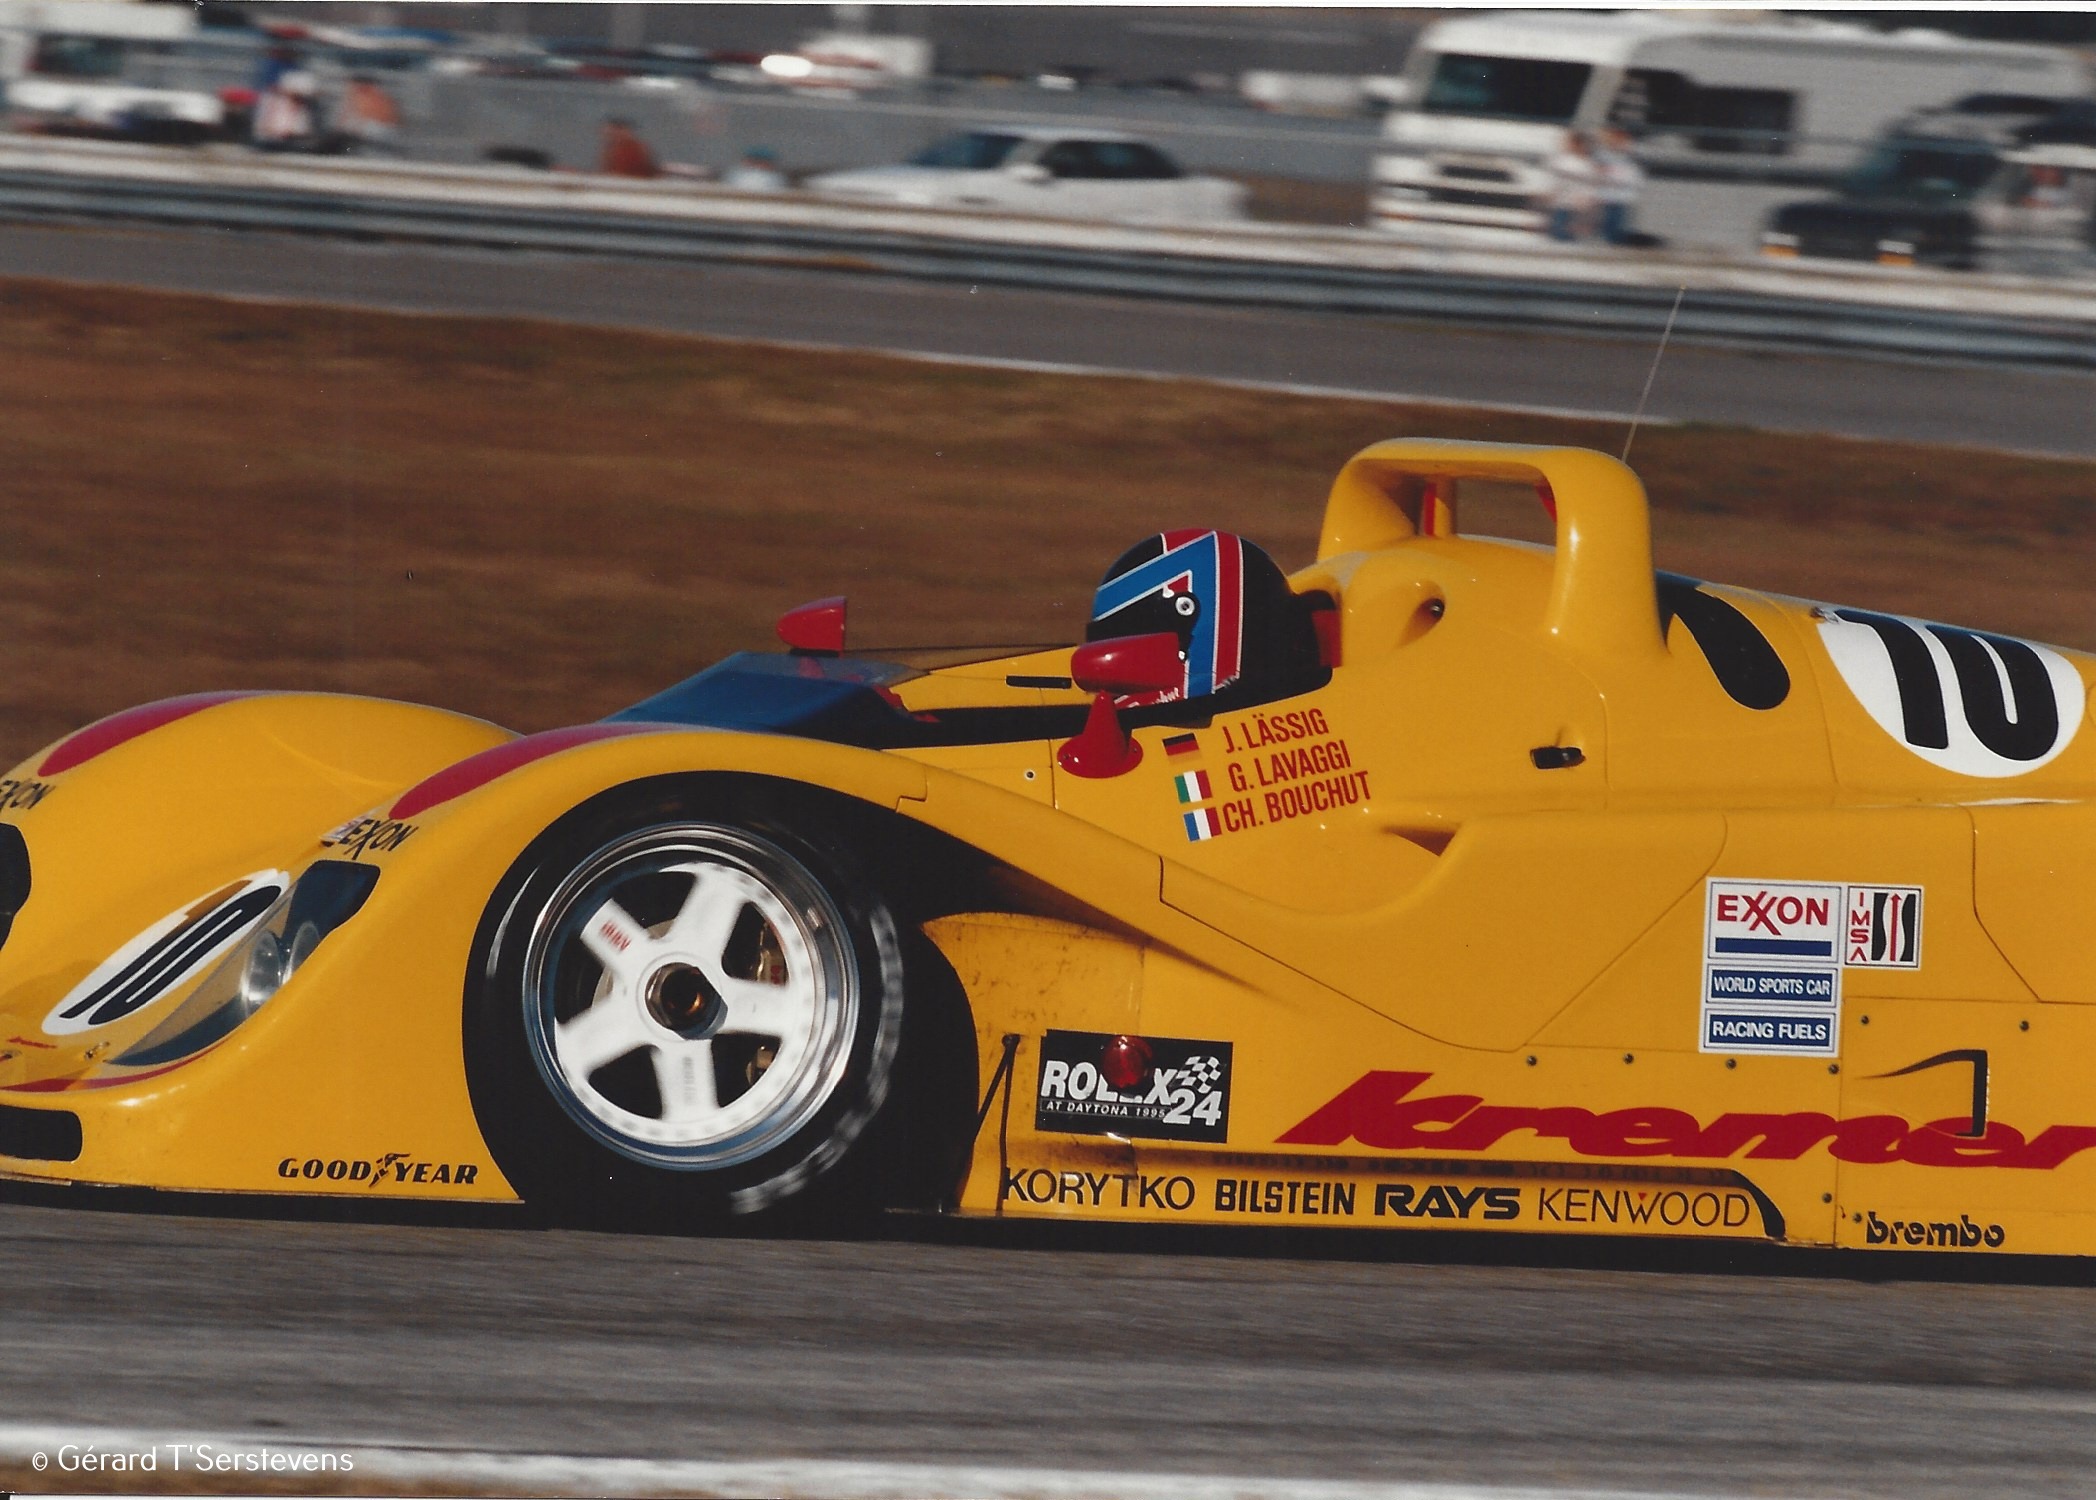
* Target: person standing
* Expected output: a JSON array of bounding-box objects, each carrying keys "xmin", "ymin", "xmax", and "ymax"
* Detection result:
[
  {"xmin": 597, "ymin": 117, "xmax": 661, "ymax": 179},
  {"xmin": 339, "ymin": 75, "xmax": 402, "ymax": 155},
  {"xmin": 1596, "ymin": 127, "xmax": 1647, "ymax": 245},
  {"xmin": 1544, "ymin": 130, "xmax": 1601, "ymax": 243},
  {"xmin": 251, "ymin": 69, "xmax": 319, "ymax": 152}
]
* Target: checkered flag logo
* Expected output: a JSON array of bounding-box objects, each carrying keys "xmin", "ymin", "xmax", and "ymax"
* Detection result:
[{"xmin": 1179, "ymin": 1055, "xmax": 1223, "ymax": 1093}]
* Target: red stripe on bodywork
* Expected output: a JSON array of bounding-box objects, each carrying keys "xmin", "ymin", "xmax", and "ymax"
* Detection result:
[
  {"xmin": 38, "ymin": 692, "xmax": 261, "ymax": 777},
  {"xmin": 3, "ymin": 1054, "xmax": 206, "ymax": 1092},
  {"xmin": 390, "ymin": 723, "xmax": 659, "ymax": 819}
]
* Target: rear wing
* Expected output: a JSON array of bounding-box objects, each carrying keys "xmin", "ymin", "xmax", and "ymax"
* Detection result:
[{"xmin": 1318, "ymin": 438, "xmax": 1665, "ymax": 666}]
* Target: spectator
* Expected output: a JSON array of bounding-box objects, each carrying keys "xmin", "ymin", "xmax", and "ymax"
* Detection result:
[
  {"xmin": 598, "ymin": 117, "xmax": 661, "ymax": 179},
  {"xmin": 251, "ymin": 42, "xmax": 299, "ymax": 94},
  {"xmin": 251, "ymin": 69, "xmax": 319, "ymax": 152},
  {"xmin": 1544, "ymin": 130, "xmax": 1601, "ymax": 243},
  {"xmin": 2017, "ymin": 163, "xmax": 2071, "ymax": 210},
  {"xmin": 724, "ymin": 146, "xmax": 787, "ymax": 192},
  {"xmin": 1596, "ymin": 127, "xmax": 1646, "ymax": 245},
  {"xmin": 339, "ymin": 75, "xmax": 402, "ymax": 155}
]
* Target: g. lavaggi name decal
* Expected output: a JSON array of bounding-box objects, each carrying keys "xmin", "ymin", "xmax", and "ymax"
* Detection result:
[{"xmin": 1178, "ymin": 708, "xmax": 1370, "ymax": 841}]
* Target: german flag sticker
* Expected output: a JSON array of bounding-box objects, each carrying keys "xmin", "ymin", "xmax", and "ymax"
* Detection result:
[{"xmin": 1164, "ymin": 732, "xmax": 1200, "ymax": 759}]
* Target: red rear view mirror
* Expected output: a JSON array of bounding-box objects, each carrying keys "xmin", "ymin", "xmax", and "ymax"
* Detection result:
[
  {"xmin": 1069, "ymin": 632, "xmax": 1183, "ymax": 697},
  {"xmin": 1058, "ymin": 632, "xmax": 1185, "ymax": 780},
  {"xmin": 777, "ymin": 596, "xmax": 846, "ymax": 654}
]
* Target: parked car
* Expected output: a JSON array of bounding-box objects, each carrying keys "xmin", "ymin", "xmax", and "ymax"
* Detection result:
[
  {"xmin": 1761, "ymin": 97, "xmax": 2096, "ymax": 270},
  {"xmin": 803, "ymin": 126, "xmax": 1248, "ymax": 222}
]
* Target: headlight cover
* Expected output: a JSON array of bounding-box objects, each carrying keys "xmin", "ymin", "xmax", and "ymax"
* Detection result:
[{"xmin": 113, "ymin": 860, "xmax": 379, "ymax": 1068}]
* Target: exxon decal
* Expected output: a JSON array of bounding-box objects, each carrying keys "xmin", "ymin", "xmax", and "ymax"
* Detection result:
[{"xmin": 1706, "ymin": 880, "xmax": 1841, "ymax": 962}]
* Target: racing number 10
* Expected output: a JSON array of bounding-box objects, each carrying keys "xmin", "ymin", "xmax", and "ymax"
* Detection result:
[{"xmin": 1833, "ymin": 609, "xmax": 2061, "ymax": 763}]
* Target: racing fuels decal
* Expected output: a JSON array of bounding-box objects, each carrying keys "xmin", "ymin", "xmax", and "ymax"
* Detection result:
[
  {"xmin": 1818, "ymin": 608, "xmax": 2084, "ymax": 777},
  {"xmin": 1657, "ymin": 573, "xmax": 1791, "ymax": 711},
  {"xmin": 1279, "ymin": 1070, "xmax": 2096, "ymax": 1170},
  {"xmin": 43, "ymin": 871, "xmax": 287, "ymax": 1036},
  {"xmin": 1035, "ymin": 1030, "xmax": 1231, "ymax": 1143}
]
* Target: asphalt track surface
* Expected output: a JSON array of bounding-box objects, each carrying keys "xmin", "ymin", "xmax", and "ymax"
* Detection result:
[
  {"xmin": 1, "ymin": 1196, "xmax": 2094, "ymax": 1497},
  {"xmin": 1, "ymin": 221, "xmax": 2094, "ymax": 460}
]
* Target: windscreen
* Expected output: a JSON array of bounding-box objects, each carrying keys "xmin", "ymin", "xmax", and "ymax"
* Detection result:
[
  {"xmin": 30, "ymin": 35, "xmax": 130, "ymax": 79},
  {"xmin": 908, "ymin": 132, "xmax": 1025, "ymax": 170},
  {"xmin": 1844, "ymin": 143, "xmax": 2000, "ymax": 202},
  {"xmin": 1421, "ymin": 54, "xmax": 1593, "ymax": 124}
]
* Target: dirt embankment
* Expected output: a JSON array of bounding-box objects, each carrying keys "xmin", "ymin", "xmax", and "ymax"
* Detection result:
[{"xmin": 4, "ymin": 277, "xmax": 2094, "ymax": 764}]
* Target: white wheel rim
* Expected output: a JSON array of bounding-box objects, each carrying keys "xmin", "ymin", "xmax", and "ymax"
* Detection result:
[{"xmin": 521, "ymin": 824, "xmax": 858, "ymax": 1169}]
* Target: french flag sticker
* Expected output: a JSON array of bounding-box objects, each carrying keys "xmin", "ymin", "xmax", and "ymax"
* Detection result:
[
  {"xmin": 1183, "ymin": 807, "xmax": 1222, "ymax": 842},
  {"xmin": 1174, "ymin": 769, "xmax": 1212, "ymax": 804}
]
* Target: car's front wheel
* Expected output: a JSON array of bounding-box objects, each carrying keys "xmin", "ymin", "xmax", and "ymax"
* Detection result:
[{"xmin": 464, "ymin": 780, "xmax": 905, "ymax": 1228}]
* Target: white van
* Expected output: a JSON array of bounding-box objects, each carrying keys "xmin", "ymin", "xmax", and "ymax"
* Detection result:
[
  {"xmin": 0, "ymin": 0, "xmax": 223, "ymax": 142},
  {"xmin": 1374, "ymin": 11, "xmax": 2090, "ymax": 237}
]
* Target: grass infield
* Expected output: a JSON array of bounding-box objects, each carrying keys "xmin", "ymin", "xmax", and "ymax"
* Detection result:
[{"xmin": 4, "ymin": 276, "xmax": 2094, "ymax": 764}]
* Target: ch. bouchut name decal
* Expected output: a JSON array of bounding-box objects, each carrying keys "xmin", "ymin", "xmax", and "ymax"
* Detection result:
[{"xmin": 1279, "ymin": 1071, "xmax": 2096, "ymax": 1170}]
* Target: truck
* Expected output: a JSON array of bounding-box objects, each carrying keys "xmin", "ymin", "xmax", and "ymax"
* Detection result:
[
  {"xmin": 1762, "ymin": 99, "xmax": 2096, "ymax": 272},
  {"xmin": 1372, "ymin": 10, "xmax": 2091, "ymax": 239}
]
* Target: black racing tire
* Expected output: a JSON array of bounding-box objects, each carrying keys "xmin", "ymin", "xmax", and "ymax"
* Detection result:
[{"xmin": 463, "ymin": 776, "xmax": 906, "ymax": 1230}]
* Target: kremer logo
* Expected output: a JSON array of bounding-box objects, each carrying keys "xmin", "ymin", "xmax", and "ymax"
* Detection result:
[{"xmin": 1279, "ymin": 1071, "xmax": 2096, "ymax": 1171}]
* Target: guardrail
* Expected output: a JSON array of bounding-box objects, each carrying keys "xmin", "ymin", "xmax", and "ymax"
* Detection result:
[{"xmin": 0, "ymin": 137, "xmax": 2092, "ymax": 369}]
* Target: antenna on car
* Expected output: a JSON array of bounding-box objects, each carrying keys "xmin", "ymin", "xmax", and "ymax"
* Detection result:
[{"xmin": 1622, "ymin": 285, "xmax": 1686, "ymax": 465}]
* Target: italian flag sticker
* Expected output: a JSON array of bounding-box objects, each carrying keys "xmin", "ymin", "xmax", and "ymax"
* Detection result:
[
  {"xmin": 1183, "ymin": 807, "xmax": 1222, "ymax": 842},
  {"xmin": 1173, "ymin": 769, "xmax": 1213, "ymax": 804}
]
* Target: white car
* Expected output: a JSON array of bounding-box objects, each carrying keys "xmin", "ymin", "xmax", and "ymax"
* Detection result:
[{"xmin": 803, "ymin": 127, "xmax": 1248, "ymax": 223}]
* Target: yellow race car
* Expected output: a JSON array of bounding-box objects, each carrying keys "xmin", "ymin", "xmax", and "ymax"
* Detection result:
[{"xmin": 4, "ymin": 439, "xmax": 2092, "ymax": 1254}]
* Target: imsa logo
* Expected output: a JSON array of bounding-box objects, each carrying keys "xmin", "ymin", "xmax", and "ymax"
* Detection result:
[{"xmin": 43, "ymin": 871, "xmax": 287, "ymax": 1035}]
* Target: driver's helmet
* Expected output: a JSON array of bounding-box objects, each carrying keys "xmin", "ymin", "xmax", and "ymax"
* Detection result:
[{"xmin": 1086, "ymin": 529, "xmax": 1318, "ymax": 706}]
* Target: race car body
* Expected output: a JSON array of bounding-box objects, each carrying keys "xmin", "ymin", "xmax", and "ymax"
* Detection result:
[{"xmin": 5, "ymin": 438, "xmax": 2095, "ymax": 1255}]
